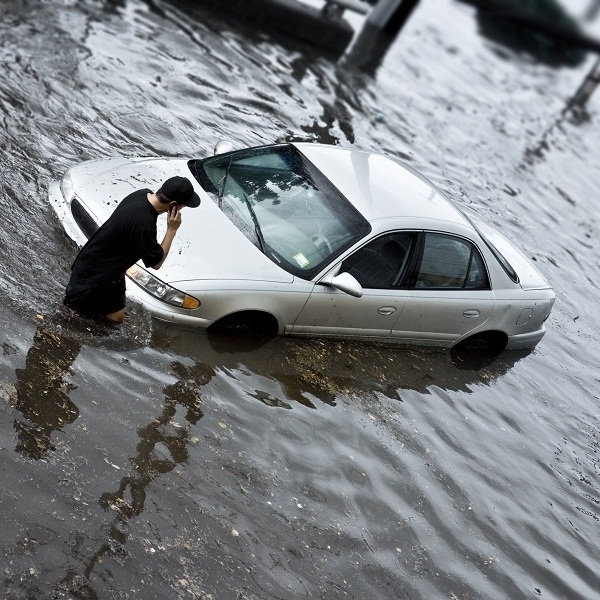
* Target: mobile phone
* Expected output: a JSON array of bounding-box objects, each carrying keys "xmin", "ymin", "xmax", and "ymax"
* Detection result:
[{"xmin": 169, "ymin": 202, "xmax": 177, "ymax": 216}]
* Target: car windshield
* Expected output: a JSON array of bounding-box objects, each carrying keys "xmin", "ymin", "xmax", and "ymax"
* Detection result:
[{"xmin": 192, "ymin": 144, "xmax": 371, "ymax": 279}]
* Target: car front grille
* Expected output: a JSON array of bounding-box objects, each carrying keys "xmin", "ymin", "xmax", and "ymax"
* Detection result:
[{"xmin": 71, "ymin": 197, "xmax": 99, "ymax": 240}]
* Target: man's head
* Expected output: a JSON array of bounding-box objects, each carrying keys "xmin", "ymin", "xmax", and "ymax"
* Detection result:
[{"xmin": 157, "ymin": 176, "xmax": 201, "ymax": 208}]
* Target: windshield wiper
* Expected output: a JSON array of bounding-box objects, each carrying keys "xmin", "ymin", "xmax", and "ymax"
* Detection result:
[
  {"xmin": 241, "ymin": 192, "xmax": 266, "ymax": 254},
  {"xmin": 217, "ymin": 157, "xmax": 232, "ymax": 209}
]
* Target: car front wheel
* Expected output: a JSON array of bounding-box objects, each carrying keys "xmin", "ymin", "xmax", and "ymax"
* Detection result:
[{"xmin": 208, "ymin": 311, "xmax": 279, "ymax": 337}]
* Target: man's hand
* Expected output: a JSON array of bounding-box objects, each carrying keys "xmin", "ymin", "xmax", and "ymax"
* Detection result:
[
  {"xmin": 153, "ymin": 203, "xmax": 182, "ymax": 269},
  {"xmin": 167, "ymin": 203, "xmax": 182, "ymax": 232}
]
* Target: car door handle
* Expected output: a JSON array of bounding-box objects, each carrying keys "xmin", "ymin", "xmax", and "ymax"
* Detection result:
[
  {"xmin": 378, "ymin": 306, "xmax": 397, "ymax": 316},
  {"xmin": 463, "ymin": 309, "xmax": 481, "ymax": 318}
]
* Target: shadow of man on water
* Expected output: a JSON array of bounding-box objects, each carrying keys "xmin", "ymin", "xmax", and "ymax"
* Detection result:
[
  {"xmin": 97, "ymin": 361, "xmax": 209, "ymax": 520},
  {"xmin": 10, "ymin": 304, "xmax": 154, "ymax": 460},
  {"xmin": 57, "ymin": 356, "xmax": 215, "ymax": 599},
  {"xmin": 12, "ymin": 320, "xmax": 82, "ymax": 460}
]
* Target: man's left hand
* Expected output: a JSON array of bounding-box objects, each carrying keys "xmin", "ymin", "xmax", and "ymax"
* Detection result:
[{"xmin": 167, "ymin": 204, "xmax": 182, "ymax": 231}]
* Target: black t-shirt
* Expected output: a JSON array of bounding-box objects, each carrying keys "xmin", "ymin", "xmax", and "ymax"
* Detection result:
[{"xmin": 68, "ymin": 189, "xmax": 164, "ymax": 296}]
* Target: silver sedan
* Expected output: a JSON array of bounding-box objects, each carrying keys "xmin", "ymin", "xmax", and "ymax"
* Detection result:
[{"xmin": 49, "ymin": 142, "xmax": 555, "ymax": 351}]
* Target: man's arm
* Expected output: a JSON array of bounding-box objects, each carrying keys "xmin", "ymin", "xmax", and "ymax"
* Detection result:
[{"xmin": 151, "ymin": 205, "xmax": 182, "ymax": 270}]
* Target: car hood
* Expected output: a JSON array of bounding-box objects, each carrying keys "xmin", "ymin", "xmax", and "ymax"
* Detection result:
[
  {"xmin": 68, "ymin": 157, "xmax": 191, "ymax": 216},
  {"xmin": 70, "ymin": 157, "xmax": 294, "ymax": 285}
]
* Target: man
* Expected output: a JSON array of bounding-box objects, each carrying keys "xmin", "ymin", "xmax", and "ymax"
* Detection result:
[{"xmin": 64, "ymin": 176, "xmax": 200, "ymax": 324}]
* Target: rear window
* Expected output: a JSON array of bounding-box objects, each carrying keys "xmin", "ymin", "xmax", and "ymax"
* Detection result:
[{"xmin": 453, "ymin": 204, "xmax": 520, "ymax": 284}]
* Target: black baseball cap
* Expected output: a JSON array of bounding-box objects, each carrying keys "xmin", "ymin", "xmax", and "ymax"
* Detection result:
[{"xmin": 159, "ymin": 176, "xmax": 201, "ymax": 208}]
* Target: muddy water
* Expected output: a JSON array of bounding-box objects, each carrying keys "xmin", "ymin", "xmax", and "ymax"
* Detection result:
[{"xmin": 0, "ymin": 0, "xmax": 599, "ymax": 598}]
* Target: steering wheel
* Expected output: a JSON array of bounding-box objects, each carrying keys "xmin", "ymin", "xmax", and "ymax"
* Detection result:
[{"xmin": 311, "ymin": 234, "xmax": 334, "ymax": 256}]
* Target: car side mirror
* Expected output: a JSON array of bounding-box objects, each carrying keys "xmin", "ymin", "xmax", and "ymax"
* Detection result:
[{"xmin": 320, "ymin": 272, "xmax": 363, "ymax": 298}]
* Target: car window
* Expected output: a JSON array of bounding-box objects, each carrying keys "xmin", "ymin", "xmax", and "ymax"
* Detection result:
[
  {"xmin": 340, "ymin": 233, "xmax": 416, "ymax": 289},
  {"xmin": 194, "ymin": 145, "xmax": 371, "ymax": 280},
  {"xmin": 414, "ymin": 233, "xmax": 489, "ymax": 290}
]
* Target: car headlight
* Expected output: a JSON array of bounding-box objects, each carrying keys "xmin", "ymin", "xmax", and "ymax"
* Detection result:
[
  {"xmin": 60, "ymin": 170, "xmax": 76, "ymax": 203},
  {"xmin": 126, "ymin": 265, "xmax": 200, "ymax": 309}
]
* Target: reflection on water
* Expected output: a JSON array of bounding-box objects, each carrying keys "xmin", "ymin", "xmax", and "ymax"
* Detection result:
[
  {"xmin": 6, "ymin": 309, "xmax": 216, "ymax": 597},
  {"xmin": 465, "ymin": 0, "xmax": 587, "ymax": 67},
  {"xmin": 10, "ymin": 308, "xmax": 520, "ymax": 456},
  {"xmin": 57, "ymin": 358, "xmax": 213, "ymax": 598},
  {"xmin": 524, "ymin": 56, "xmax": 600, "ymax": 164},
  {"xmin": 7, "ymin": 313, "xmax": 528, "ymax": 596},
  {"xmin": 9, "ymin": 305, "xmax": 154, "ymax": 460},
  {"xmin": 0, "ymin": 309, "xmax": 594, "ymax": 599},
  {"xmin": 155, "ymin": 323, "xmax": 531, "ymax": 403},
  {"xmin": 13, "ymin": 326, "xmax": 80, "ymax": 460}
]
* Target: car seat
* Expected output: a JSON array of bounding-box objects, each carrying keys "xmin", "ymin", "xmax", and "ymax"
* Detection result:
[{"xmin": 344, "ymin": 239, "xmax": 406, "ymax": 288}]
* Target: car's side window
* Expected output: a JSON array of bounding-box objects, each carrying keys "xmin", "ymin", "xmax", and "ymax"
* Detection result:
[
  {"xmin": 414, "ymin": 233, "xmax": 489, "ymax": 290},
  {"xmin": 340, "ymin": 233, "xmax": 416, "ymax": 289}
]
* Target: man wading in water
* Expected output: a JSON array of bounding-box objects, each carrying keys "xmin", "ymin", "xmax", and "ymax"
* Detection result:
[{"xmin": 64, "ymin": 176, "xmax": 200, "ymax": 324}]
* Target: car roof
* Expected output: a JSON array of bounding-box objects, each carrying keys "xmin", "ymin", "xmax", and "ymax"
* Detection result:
[{"xmin": 294, "ymin": 143, "xmax": 470, "ymax": 227}]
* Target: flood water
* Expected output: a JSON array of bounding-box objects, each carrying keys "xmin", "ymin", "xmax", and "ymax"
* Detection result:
[{"xmin": 1, "ymin": 0, "xmax": 599, "ymax": 598}]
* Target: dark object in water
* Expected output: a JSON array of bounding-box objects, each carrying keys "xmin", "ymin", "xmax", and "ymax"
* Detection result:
[
  {"xmin": 461, "ymin": 0, "xmax": 587, "ymax": 67},
  {"xmin": 164, "ymin": 0, "xmax": 354, "ymax": 56}
]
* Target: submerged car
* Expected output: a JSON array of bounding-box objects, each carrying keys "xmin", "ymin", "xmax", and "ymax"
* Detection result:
[{"xmin": 48, "ymin": 142, "xmax": 555, "ymax": 351}]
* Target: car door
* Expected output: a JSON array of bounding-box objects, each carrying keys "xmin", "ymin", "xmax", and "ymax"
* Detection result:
[
  {"xmin": 389, "ymin": 232, "xmax": 495, "ymax": 345},
  {"xmin": 291, "ymin": 233, "xmax": 416, "ymax": 338}
]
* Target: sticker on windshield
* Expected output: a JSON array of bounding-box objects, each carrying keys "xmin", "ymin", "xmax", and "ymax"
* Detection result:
[{"xmin": 293, "ymin": 252, "xmax": 310, "ymax": 268}]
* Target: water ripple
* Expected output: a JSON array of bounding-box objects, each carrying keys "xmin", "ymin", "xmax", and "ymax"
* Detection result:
[{"xmin": 0, "ymin": 0, "xmax": 599, "ymax": 597}]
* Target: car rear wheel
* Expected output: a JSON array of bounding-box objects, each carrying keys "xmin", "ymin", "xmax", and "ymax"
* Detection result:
[
  {"xmin": 455, "ymin": 331, "xmax": 508, "ymax": 353},
  {"xmin": 450, "ymin": 331, "xmax": 508, "ymax": 369}
]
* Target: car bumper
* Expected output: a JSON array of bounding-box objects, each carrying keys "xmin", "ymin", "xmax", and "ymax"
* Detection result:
[
  {"xmin": 48, "ymin": 181, "xmax": 88, "ymax": 247},
  {"xmin": 505, "ymin": 325, "xmax": 547, "ymax": 350},
  {"xmin": 125, "ymin": 280, "xmax": 212, "ymax": 327}
]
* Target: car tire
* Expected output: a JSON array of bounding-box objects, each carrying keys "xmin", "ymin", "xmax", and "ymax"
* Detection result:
[
  {"xmin": 450, "ymin": 331, "xmax": 508, "ymax": 369},
  {"xmin": 209, "ymin": 311, "xmax": 278, "ymax": 336}
]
